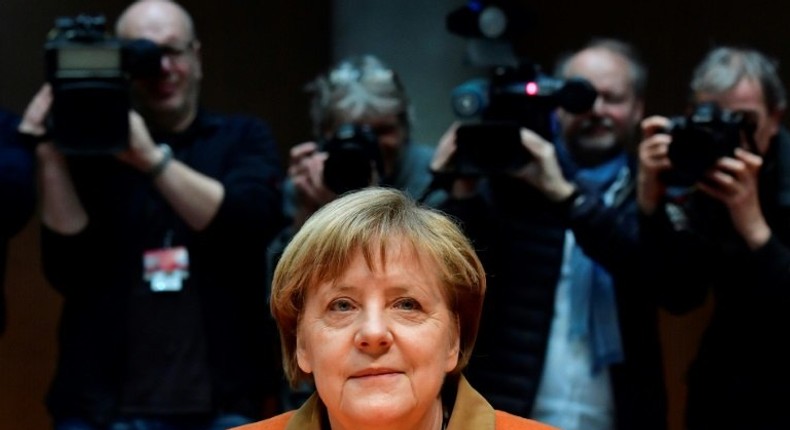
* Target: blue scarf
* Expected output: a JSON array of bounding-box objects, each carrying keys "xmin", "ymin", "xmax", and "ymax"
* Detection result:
[{"xmin": 567, "ymin": 152, "xmax": 627, "ymax": 375}]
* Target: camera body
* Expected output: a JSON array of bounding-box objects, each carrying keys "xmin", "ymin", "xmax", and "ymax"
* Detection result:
[
  {"xmin": 321, "ymin": 123, "xmax": 384, "ymax": 195},
  {"xmin": 450, "ymin": 63, "xmax": 597, "ymax": 176},
  {"xmin": 663, "ymin": 102, "xmax": 757, "ymax": 187},
  {"xmin": 45, "ymin": 14, "xmax": 162, "ymax": 155}
]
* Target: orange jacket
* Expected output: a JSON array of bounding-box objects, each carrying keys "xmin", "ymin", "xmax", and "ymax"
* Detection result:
[{"xmin": 232, "ymin": 375, "xmax": 557, "ymax": 430}]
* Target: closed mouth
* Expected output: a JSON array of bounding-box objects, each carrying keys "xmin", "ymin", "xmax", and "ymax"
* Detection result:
[{"xmin": 350, "ymin": 368, "xmax": 401, "ymax": 378}]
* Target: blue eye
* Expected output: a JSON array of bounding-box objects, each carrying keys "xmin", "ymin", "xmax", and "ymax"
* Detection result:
[
  {"xmin": 395, "ymin": 298, "xmax": 421, "ymax": 311},
  {"xmin": 329, "ymin": 299, "xmax": 354, "ymax": 312}
]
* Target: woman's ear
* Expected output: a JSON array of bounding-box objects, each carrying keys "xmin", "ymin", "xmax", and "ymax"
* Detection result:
[
  {"xmin": 445, "ymin": 317, "xmax": 460, "ymax": 372},
  {"xmin": 296, "ymin": 331, "xmax": 313, "ymax": 374}
]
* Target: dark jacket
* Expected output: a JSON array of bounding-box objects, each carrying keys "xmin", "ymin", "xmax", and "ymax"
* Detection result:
[
  {"xmin": 441, "ymin": 157, "xmax": 667, "ymax": 430},
  {"xmin": 0, "ymin": 108, "xmax": 35, "ymax": 335},
  {"xmin": 42, "ymin": 110, "xmax": 285, "ymax": 423},
  {"xmin": 642, "ymin": 127, "xmax": 790, "ymax": 429}
]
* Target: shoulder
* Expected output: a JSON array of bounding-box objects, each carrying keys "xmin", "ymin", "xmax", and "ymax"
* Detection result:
[
  {"xmin": 494, "ymin": 410, "xmax": 559, "ymax": 430},
  {"xmin": 0, "ymin": 108, "xmax": 20, "ymax": 133},
  {"xmin": 403, "ymin": 140, "xmax": 435, "ymax": 161},
  {"xmin": 229, "ymin": 411, "xmax": 295, "ymax": 430}
]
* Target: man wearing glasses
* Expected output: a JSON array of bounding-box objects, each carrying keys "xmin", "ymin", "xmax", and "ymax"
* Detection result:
[{"xmin": 19, "ymin": 1, "xmax": 284, "ymax": 428}]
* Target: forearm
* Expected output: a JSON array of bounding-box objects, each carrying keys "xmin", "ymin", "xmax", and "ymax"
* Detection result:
[
  {"xmin": 746, "ymin": 234, "xmax": 790, "ymax": 297},
  {"xmin": 152, "ymin": 158, "xmax": 224, "ymax": 231},
  {"xmin": 569, "ymin": 191, "xmax": 639, "ymax": 273},
  {"xmin": 38, "ymin": 148, "xmax": 88, "ymax": 235}
]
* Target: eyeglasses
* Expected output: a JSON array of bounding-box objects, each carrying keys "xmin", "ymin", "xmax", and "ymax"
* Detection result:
[{"xmin": 158, "ymin": 40, "xmax": 195, "ymax": 60}]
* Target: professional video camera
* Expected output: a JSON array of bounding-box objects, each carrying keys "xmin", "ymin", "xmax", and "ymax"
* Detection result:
[
  {"xmin": 662, "ymin": 102, "xmax": 758, "ymax": 187},
  {"xmin": 445, "ymin": 0, "xmax": 597, "ymax": 176},
  {"xmin": 321, "ymin": 123, "xmax": 385, "ymax": 195},
  {"xmin": 45, "ymin": 14, "xmax": 162, "ymax": 155}
]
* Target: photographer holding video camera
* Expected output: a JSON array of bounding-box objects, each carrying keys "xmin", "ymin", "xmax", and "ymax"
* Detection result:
[
  {"xmin": 433, "ymin": 28, "xmax": 667, "ymax": 429},
  {"xmin": 638, "ymin": 46, "xmax": 790, "ymax": 429},
  {"xmin": 19, "ymin": 1, "xmax": 285, "ymax": 428}
]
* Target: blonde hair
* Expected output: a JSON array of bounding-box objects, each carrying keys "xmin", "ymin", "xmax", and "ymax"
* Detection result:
[{"xmin": 271, "ymin": 187, "xmax": 486, "ymax": 386}]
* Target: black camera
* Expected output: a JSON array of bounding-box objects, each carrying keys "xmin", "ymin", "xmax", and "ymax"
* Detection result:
[
  {"xmin": 445, "ymin": 1, "xmax": 597, "ymax": 176},
  {"xmin": 450, "ymin": 64, "xmax": 597, "ymax": 175},
  {"xmin": 321, "ymin": 124, "xmax": 384, "ymax": 195},
  {"xmin": 662, "ymin": 102, "xmax": 757, "ymax": 187},
  {"xmin": 45, "ymin": 14, "xmax": 162, "ymax": 155}
]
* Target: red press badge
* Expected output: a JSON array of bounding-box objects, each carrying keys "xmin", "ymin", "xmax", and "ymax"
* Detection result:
[{"xmin": 143, "ymin": 246, "xmax": 190, "ymax": 292}]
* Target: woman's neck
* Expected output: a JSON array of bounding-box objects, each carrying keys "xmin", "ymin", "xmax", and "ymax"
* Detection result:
[{"xmin": 326, "ymin": 398, "xmax": 445, "ymax": 430}]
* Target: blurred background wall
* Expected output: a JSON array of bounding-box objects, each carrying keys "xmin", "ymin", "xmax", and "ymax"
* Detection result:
[{"xmin": 3, "ymin": 0, "xmax": 787, "ymax": 428}]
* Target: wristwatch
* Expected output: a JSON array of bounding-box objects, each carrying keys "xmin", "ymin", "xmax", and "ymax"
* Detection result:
[
  {"xmin": 560, "ymin": 187, "xmax": 586, "ymax": 213},
  {"xmin": 148, "ymin": 143, "xmax": 173, "ymax": 179}
]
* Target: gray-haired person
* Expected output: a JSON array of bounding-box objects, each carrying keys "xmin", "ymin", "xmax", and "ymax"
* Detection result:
[{"xmin": 638, "ymin": 45, "xmax": 789, "ymax": 429}]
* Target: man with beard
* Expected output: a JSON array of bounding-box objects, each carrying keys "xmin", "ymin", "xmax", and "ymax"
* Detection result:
[{"xmin": 430, "ymin": 38, "xmax": 667, "ymax": 430}]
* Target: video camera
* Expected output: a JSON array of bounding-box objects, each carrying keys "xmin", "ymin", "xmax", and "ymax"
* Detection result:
[
  {"xmin": 445, "ymin": 0, "xmax": 597, "ymax": 176},
  {"xmin": 321, "ymin": 123, "xmax": 385, "ymax": 195},
  {"xmin": 45, "ymin": 14, "xmax": 162, "ymax": 155},
  {"xmin": 662, "ymin": 102, "xmax": 757, "ymax": 187}
]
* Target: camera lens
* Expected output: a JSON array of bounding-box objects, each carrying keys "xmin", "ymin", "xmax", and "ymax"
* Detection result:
[{"xmin": 321, "ymin": 124, "xmax": 382, "ymax": 195}]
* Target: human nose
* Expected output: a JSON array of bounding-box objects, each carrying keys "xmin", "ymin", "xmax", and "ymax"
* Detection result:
[
  {"xmin": 160, "ymin": 54, "xmax": 178, "ymax": 73},
  {"xmin": 354, "ymin": 308, "xmax": 393, "ymax": 353},
  {"xmin": 591, "ymin": 95, "xmax": 607, "ymax": 115}
]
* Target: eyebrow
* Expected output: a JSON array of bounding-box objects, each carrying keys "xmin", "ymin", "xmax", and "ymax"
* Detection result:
[{"xmin": 317, "ymin": 283, "xmax": 418, "ymax": 297}]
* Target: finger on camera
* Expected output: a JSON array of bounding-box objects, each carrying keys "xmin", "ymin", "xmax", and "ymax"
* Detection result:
[
  {"xmin": 713, "ymin": 156, "xmax": 749, "ymax": 177},
  {"xmin": 519, "ymin": 128, "xmax": 552, "ymax": 156},
  {"xmin": 289, "ymin": 141, "xmax": 319, "ymax": 160},
  {"xmin": 733, "ymin": 147, "xmax": 763, "ymax": 168},
  {"xmin": 20, "ymin": 84, "xmax": 53, "ymax": 135},
  {"xmin": 640, "ymin": 115, "xmax": 671, "ymax": 137}
]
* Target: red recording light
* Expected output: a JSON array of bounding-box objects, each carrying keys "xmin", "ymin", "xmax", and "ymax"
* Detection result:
[{"xmin": 525, "ymin": 82, "xmax": 538, "ymax": 96}]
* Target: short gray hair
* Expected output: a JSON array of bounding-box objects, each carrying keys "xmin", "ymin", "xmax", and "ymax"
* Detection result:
[
  {"xmin": 554, "ymin": 37, "xmax": 648, "ymax": 99},
  {"xmin": 306, "ymin": 55, "xmax": 413, "ymax": 138},
  {"xmin": 689, "ymin": 46, "xmax": 787, "ymax": 112}
]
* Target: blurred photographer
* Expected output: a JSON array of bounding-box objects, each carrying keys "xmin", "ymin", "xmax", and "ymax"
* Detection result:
[
  {"xmin": 19, "ymin": 1, "xmax": 284, "ymax": 428},
  {"xmin": 433, "ymin": 38, "xmax": 667, "ymax": 430},
  {"xmin": 638, "ymin": 46, "xmax": 790, "ymax": 429},
  {"xmin": 268, "ymin": 53, "xmax": 447, "ymax": 412},
  {"xmin": 282, "ymin": 54, "xmax": 445, "ymax": 229}
]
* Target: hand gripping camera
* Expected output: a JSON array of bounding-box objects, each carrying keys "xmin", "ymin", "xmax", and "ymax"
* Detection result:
[
  {"xmin": 45, "ymin": 14, "xmax": 162, "ymax": 155},
  {"xmin": 321, "ymin": 123, "xmax": 385, "ymax": 195},
  {"xmin": 662, "ymin": 102, "xmax": 758, "ymax": 187}
]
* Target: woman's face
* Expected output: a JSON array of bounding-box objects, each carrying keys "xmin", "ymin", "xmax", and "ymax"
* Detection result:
[{"xmin": 296, "ymin": 239, "xmax": 459, "ymax": 429}]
